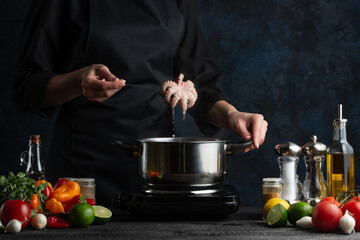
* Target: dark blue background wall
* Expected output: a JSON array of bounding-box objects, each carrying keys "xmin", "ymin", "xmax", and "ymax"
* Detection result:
[{"xmin": 1, "ymin": 0, "xmax": 360, "ymax": 206}]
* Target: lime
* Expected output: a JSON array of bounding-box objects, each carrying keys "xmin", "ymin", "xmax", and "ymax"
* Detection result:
[
  {"xmin": 92, "ymin": 205, "xmax": 112, "ymax": 225},
  {"xmin": 68, "ymin": 203, "xmax": 95, "ymax": 227},
  {"xmin": 266, "ymin": 203, "xmax": 288, "ymax": 227},
  {"xmin": 287, "ymin": 202, "xmax": 313, "ymax": 226},
  {"xmin": 263, "ymin": 198, "xmax": 290, "ymax": 218}
]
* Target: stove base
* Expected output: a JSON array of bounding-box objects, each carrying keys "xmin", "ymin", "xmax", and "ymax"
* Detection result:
[{"xmin": 112, "ymin": 185, "xmax": 239, "ymax": 219}]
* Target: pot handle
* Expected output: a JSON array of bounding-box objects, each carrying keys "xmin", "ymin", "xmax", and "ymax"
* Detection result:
[
  {"xmin": 225, "ymin": 140, "xmax": 254, "ymax": 156},
  {"xmin": 112, "ymin": 140, "xmax": 140, "ymax": 157}
]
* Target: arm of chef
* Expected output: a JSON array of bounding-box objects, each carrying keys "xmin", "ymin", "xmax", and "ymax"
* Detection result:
[
  {"xmin": 12, "ymin": 0, "xmax": 124, "ymax": 117},
  {"xmin": 174, "ymin": 0, "xmax": 267, "ymax": 151}
]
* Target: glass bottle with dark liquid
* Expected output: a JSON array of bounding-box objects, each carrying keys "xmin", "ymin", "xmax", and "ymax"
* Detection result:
[
  {"xmin": 326, "ymin": 104, "xmax": 355, "ymax": 197},
  {"xmin": 20, "ymin": 135, "xmax": 45, "ymax": 180}
]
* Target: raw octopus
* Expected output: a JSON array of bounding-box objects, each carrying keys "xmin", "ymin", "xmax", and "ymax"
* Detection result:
[{"xmin": 161, "ymin": 73, "xmax": 198, "ymax": 114}]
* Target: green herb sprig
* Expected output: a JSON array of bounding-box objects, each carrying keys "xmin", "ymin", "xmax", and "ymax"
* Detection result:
[
  {"xmin": 335, "ymin": 188, "xmax": 360, "ymax": 207},
  {"xmin": 0, "ymin": 172, "xmax": 47, "ymax": 206}
]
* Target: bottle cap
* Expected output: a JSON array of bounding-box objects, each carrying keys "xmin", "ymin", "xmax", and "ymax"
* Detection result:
[
  {"xmin": 274, "ymin": 142, "xmax": 302, "ymax": 157},
  {"xmin": 262, "ymin": 178, "xmax": 281, "ymax": 184},
  {"xmin": 302, "ymin": 135, "xmax": 327, "ymax": 157}
]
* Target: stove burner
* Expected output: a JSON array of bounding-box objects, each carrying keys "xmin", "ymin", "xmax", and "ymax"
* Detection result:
[{"xmin": 143, "ymin": 183, "xmax": 223, "ymax": 195}]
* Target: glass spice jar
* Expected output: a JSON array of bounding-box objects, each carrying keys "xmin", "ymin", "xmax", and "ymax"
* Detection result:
[
  {"xmin": 76, "ymin": 178, "xmax": 96, "ymax": 200},
  {"xmin": 262, "ymin": 178, "xmax": 282, "ymax": 207}
]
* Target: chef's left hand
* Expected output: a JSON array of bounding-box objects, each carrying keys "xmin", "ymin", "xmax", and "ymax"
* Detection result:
[{"xmin": 227, "ymin": 111, "xmax": 268, "ymax": 152}]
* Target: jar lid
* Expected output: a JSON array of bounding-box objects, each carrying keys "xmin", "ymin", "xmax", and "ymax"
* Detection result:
[
  {"xmin": 262, "ymin": 178, "xmax": 281, "ymax": 184},
  {"xmin": 302, "ymin": 135, "xmax": 327, "ymax": 157},
  {"xmin": 274, "ymin": 142, "xmax": 302, "ymax": 157}
]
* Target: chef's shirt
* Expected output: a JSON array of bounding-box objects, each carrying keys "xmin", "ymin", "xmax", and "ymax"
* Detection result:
[{"xmin": 12, "ymin": 0, "xmax": 230, "ymax": 205}]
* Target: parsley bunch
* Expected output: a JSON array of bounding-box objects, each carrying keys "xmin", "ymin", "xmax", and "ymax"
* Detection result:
[{"xmin": 0, "ymin": 172, "xmax": 47, "ymax": 206}]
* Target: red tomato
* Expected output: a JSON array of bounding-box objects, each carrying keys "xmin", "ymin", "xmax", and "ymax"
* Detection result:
[
  {"xmin": 353, "ymin": 196, "xmax": 360, "ymax": 201},
  {"xmin": 320, "ymin": 197, "xmax": 341, "ymax": 207},
  {"xmin": 312, "ymin": 201, "xmax": 343, "ymax": 232},
  {"xmin": 0, "ymin": 200, "xmax": 31, "ymax": 229},
  {"xmin": 341, "ymin": 200, "xmax": 360, "ymax": 231}
]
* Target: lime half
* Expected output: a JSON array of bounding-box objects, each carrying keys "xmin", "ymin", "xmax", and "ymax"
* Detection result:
[
  {"xmin": 93, "ymin": 205, "xmax": 112, "ymax": 225},
  {"xmin": 266, "ymin": 203, "xmax": 288, "ymax": 227}
]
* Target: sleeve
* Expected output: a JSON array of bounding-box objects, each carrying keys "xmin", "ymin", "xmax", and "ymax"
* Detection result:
[
  {"xmin": 12, "ymin": 0, "xmax": 89, "ymax": 119},
  {"xmin": 175, "ymin": 0, "xmax": 231, "ymax": 137}
]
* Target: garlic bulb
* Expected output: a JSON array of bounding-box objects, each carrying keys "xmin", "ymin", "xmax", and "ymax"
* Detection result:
[
  {"xmin": 296, "ymin": 216, "xmax": 313, "ymax": 229},
  {"xmin": 339, "ymin": 210, "xmax": 355, "ymax": 235},
  {"xmin": 0, "ymin": 221, "xmax": 5, "ymax": 233},
  {"xmin": 31, "ymin": 213, "xmax": 47, "ymax": 229}
]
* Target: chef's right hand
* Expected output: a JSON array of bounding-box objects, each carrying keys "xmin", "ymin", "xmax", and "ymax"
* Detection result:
[{"xmin": 81, "ymin": 64, "xmax": 125, "ymax": 102}]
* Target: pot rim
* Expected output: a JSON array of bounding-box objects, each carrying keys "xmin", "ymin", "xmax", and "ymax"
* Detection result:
[{"xmin": 136, "ymin": 137, "xmax": 227, "ymax": 143}]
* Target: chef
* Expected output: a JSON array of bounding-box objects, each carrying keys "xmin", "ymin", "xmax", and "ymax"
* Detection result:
[{"xmin": 12, "ymin": 0, "xmax": 268, "ymax": 205}]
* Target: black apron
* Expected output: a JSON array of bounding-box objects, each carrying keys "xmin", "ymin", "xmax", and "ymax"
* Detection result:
[{"xmin": 46, "ymin": 0, "xmax": 185, "ymax": 206}]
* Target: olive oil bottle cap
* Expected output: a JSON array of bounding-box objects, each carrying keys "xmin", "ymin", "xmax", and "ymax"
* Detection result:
[{"xmin": 333, "ymin": 104, "xmax": 347, "ymax": 125}]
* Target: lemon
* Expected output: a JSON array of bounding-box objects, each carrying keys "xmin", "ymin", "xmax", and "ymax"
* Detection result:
[
  {"xmin": 263, "ymin": 198, "xmax": 290, "ymax": 218},
  {"xmin": 92, "ymin": 205, "xmax": 112, "ymax": 225},
  {"xmin": 266, "ymin": 203, "xmax": 288, "ymax": 227},
  {"xmin": 287, "ymin": 202, "xmax": 313, "ymax": 226},
  {"xmin": 68, "ymin": 203, "xmax": 95, "ymax": 227}
]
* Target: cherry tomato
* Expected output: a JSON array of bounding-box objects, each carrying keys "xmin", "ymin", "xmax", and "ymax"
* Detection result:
[
  {"xmin": 312, "ymin": 201, "xmax": 343, "ymax": 232},
  {"xmin": 341, "ymin": 200, "xmax": 360, "ymax": 231},
  {"xmin": 0, "ymin": 200, "xmax": 31, "ymax": 229},
  {"xmin": 320, "ymin": 197, "xmax": 341, "ymax": 207}
]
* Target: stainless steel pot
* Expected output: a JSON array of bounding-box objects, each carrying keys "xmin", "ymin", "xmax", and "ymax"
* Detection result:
[{"xmin": 113, "ymin": 137, "xmax": 253, "ymax": 191}]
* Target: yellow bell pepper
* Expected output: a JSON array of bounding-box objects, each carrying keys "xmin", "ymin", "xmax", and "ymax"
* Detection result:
[
  {"xmin": 45, "ymin": 198, "xmax": 65, "ymax": 213},
  {"xmin": 50, "ymin": 181, "xmax": 81, "ymax": 203}
]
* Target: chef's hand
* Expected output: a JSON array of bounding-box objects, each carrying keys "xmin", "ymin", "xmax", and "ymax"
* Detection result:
[
  {"xmin": 82, "ymin": 64, "xmax": 125, "ymax": 102},
  {"xmin": 206, "ymin": 100, "xmax": 268, "ymax": 153},
  {"xmin": 227, "ymin": 111, "xmax": 268, "ymax": 152}
]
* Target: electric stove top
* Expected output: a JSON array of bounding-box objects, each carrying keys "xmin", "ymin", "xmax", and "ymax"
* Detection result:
[{"xmin": 112, "ymin": 185, "xmax": 239, "ymax": 219}]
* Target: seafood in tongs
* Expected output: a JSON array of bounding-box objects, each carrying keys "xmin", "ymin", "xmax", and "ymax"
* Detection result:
[{"xmin": 161, "ymin": 73, "xmax": 197, "ymax": 115}]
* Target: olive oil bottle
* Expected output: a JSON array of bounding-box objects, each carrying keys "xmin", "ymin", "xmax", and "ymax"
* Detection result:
[
  {"xmin": 326, "ymin": 104, "xmax": 355, "ymax": 197},
  {"xmin": 20, "ymin": 135, "xmax": 46, "ymax": 180}
]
